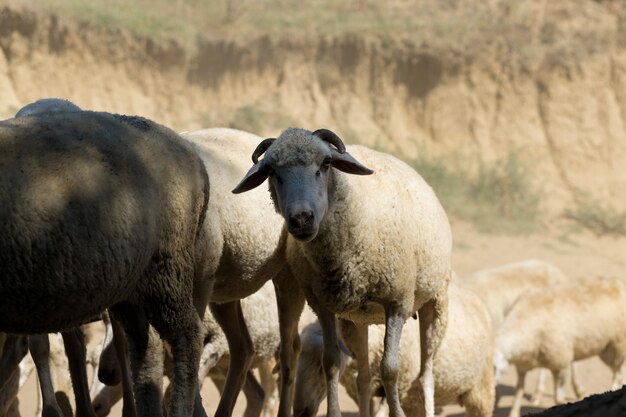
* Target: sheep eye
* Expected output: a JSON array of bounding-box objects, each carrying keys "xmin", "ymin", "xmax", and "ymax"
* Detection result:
[{"xmin": 322, "ymin": 158, "xmax": 331, "ymax": 168}]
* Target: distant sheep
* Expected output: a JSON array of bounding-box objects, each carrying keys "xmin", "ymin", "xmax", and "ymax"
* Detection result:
[
  {"xmin": 463, "ymin": 259, "xmax": 573, "ymax": 404},
  {"xmin": 493, "ymin": 277, "xmax": 626, "ymax": 417},
  {"xmin": 233, "ymin": 127, "xmax": 453, "ymax": 417},
  {"xmin": 0, "ymin": 108, "xmax": 210, "ymax": 417},
  {"xmin": 294, "ymin": 282, "xmax": 494, "ymax": 417}
]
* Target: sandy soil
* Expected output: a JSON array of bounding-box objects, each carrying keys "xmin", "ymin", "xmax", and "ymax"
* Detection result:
[{"xmin": 15, "ymin": 220, "xmax": 626, "ymax": 417}]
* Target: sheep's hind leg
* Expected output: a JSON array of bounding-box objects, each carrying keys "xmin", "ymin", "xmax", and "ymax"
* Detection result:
[
  {"xmin": 273, "ymin": 267, "xmax": 306, "ymax": 417},
  {"xmin": 110, "ymin": 303, "xmax": 164, "ymax": 417},
  {"xmin": 210, "ymin": 300, "xmax": 255, "ymax": 417},
  {"xmin": 381, "ymin": 305, "xmax": 407, "ymax": 417},
  {"xmin": 552, "ymin": 368, "xmax": 567, "ymax": 404},
  {"xmin": 417, "ymin": 295, "xmax": 448, "ymax": 417},
  {"xmin": 61, "ymin": 327, "xmax": 97, "ymax": 417},
  {"xmin": 29, "ymin": 334, "xmax": 65, "ymax": 417},
  {"xmin": 341, "ymin": 320, "xmax": 371, "ymax": 417}
]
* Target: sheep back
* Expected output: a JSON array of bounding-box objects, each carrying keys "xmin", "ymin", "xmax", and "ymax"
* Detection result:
[{"xmin": 0, "ymin": 111, "xmax": 209, "ymax": 333}]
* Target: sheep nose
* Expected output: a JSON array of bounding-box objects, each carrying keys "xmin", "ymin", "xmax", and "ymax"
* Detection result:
[{"xmin": 289, "ymin": 210, "xmax": 314, "ymax": 229}]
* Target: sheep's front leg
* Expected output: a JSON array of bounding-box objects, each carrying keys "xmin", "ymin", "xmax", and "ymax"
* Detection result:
[
  {"xmin": 110, "ymin": 303, "xmax": 164, "ymax": 417},
  {"xmin": 0, "ymin": 334, "xmax": 28, "ymax": 391},
  {"xmin": 313, "ymin": 304, "xmax": 343, "ymax": 417},
  {"xmin": 571, "ymin": 362, "xmax": 585, "ymax": 398},
  {"xmin": 417, "ymin": 295, "xmax": 447, "ymax": 417},
  {"xmin": 110, "ymin": 317, "xmax": 137, "ymax": 417},
  {"xmin": 530, "ymin": 369, "xmax": 546, "ymax": 406},
  {"xmin": 509, "ymin": 367, "xmax": 526, "ymax": 417},
  {"xmin": 381, "ymin": 306, "xmax": 406, "ymax": 417},
  {"xmin": 274, "ymin": 267, "xmax": 305, "ymax": 417},
  {"xmin": 61, "ymin": 327, "xmax": 98, "ymax": 417},
  {"xmin": 29, "ymin": 334, "xmax": 65, "ymax": 417},
  {"xmin": 210, "ymin": 300, "xmax": 255, "ymax": 417}
]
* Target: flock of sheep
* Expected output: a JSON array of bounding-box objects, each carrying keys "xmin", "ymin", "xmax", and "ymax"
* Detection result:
[{"xmin": 0, "ymin": 98, "xmax": 624, "ymax": 417}]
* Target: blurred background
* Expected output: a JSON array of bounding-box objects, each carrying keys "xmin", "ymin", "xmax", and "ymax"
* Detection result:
[{"xmin": 1, "ymin": 1, "xmax": 626, "ymax": 415}]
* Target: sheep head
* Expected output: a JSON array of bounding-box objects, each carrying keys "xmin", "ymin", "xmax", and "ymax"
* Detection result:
[{"xmin": 232, "ymin": 127, "xmax": 373, "ymax": 241}]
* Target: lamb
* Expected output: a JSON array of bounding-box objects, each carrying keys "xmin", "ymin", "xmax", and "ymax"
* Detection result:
[
  {"xmin": 493, "ymin": 277, "xmax": 626, "ymax": 417},
  {"xmin": 233, "ymin": 127, "xmax": 453, "ymax": 417},
  {"xmin": 463, "ymin": 259, "xmax": 574, "ymax": 403},
  {"xmin": 0, "ymin": 108, "xmax": 210, "ymax": 417},
  {"xmin": 293, "ymin": 282, "xmax": 494, "ymax": 417}
]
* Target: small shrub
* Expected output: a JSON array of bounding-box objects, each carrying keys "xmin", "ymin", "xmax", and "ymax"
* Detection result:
[
  {"xmin": 564, "ymin": 195, "xmax": 626, "ymax": 236},
  {"xmin": 411, "ymin": 150, "xmax": 542, "ymax": 234}
]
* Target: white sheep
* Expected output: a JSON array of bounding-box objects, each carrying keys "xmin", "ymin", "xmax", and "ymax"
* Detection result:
[
  {"xmin": 463, "ymin": 259, "xmax": 575, "ymax": 404},
  {"xmin": 233, "ymin": 127, "xmax": 453, "ymax": 417},
  {"xmin": 294, "ymin": 282, "xmax": 494, "ymax": 417},
  {"xmin": 179, "ymin": 128, "xmax": 305, "ymax": 417},
  {"xmin": 0, "ymin": 108, "xmax": 210, "ymax": 417},
  {"xmin": 493, "ymin": 277, "xmax": 626, "ymax": 417}
]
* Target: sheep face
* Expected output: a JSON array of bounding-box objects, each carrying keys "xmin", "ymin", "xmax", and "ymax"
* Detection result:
[{"xmin": 233, "ymin": 128, "xmax": 373, "ymax": 241}]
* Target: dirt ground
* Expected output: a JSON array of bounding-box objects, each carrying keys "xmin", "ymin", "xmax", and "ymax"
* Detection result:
[{"xmin": 15, "ymin": 219, "xmax": 626, "ymax": 417}]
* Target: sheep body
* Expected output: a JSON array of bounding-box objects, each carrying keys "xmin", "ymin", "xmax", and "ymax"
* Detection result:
[
  {"xmin": 234, "ymin": 127, "xmax": 453, "ymax": 417},
  {"xmin": 0, "ymin": 110, "xmax": 210, "ymax": 417},
  {"xmin": 494, "ymin": 277, "xmax": 626, "ymax": 417},
  {"xmin": 294, "ymin": 282, "xmax": 494, "ymax": 417},
  {"xmin": 464, "ymin": 259, "xmax": 570, "ymax": 328}
]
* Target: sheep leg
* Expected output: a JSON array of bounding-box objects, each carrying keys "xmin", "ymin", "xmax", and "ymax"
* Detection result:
[
  {"xmin": 273, "ymin": 268, "xmax": 306, "ymax": 417},
  {"xmin": 97, "ymin": 314, "xmax": 122, "ymax": 387},
  {"xmin": 342, "ymin": 320, "xmax": 371, "ymax": 417},
  {"xmin": 381, "ymin": 306, "xmax": 406, "ymax": 417},
  {"xmin": 29, "ymin": 334, "xmax": 65, "ymax": 417},
  {"xmin": 110, "ymin": 317, "xmax": 137, "ymax": 417},
  {"xmin": 149, "ymin": 303, "xmax": 204, "ymax": 417},
  {"xmin": 242, "ymin": 371, "xmax": 266, "ymax": 417},
  {"xmin": 210, "ymin": 300, "xmax": 255, "ymax": 417},
  {"xmin": 312, "ymin": 303, "xmax": 342, "ymax": 417},
  {"xmin": 61, "ymin": 328, "xmax": 97, "ymax": 417},
  {"xmin": 0, "ymin": 335, "xmax": 28, "ymax": 391},
  {"xmin": 110, "ymin": 303, "xmax": 164, "ymax": 417},
  {"xmin": 530, "ymin": 369, "xmax": 545, "ymax": 405},
  {"xmin": 508, "ymin": 367, "xmax": 526, "ymax": 417},
  {"xmin": 258, "ymin": 359, "xmax": 279, "ymax": 417},
  {"xmin": 418, "ymin": 296, "xmax": 448, "ymax": 417},
  {"xmin": 571, "ymin": 362, "xmax": 585, "ymax": 398},
  {"xmin": 552, "ymin": 368, "xmax": 567, "ymax": 404}
]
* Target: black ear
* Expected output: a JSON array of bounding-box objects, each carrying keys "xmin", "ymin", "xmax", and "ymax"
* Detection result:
[
  {"xmin": 331, "ymin": 149, "xmax": 374, "ymax": 175},
  {"xmin": 232, "ymin": 163, "xmax": 270, "ymax": 194}
]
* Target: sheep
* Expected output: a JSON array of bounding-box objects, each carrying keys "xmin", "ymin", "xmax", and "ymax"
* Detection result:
[
  {"xmin": 293, "ymin": 282, "xmax": 494, "ymax": 417},
  {"xmin": 464, "ymin": 259, "xmax": 570, "ymax": 328},
  {"xmin": 178, "ymin": 128, "xmax": 305, "ymax": 417},
  {"xmin": 493, "ymin": 277, "xmax": 626, "ymax": 417},
  {"xmin": 463, "ymin": 259, "xmax": 575, "ymax": 404},
  {"xmin": 233, "ymin": 127, "xmax": 453, "ymax": 417},
  {"xmin": 0, "ymin": 108, "xmax": 211, "ymax": 417}
]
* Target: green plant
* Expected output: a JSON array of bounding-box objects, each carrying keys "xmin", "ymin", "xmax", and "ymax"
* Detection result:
[
  {"xmin": 564, "ymin": 195, "xmax": 626, "ymax": 236},
  {"xmin": 411, "ymin": 150, "xmax": 542, "ymax": 234}
]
